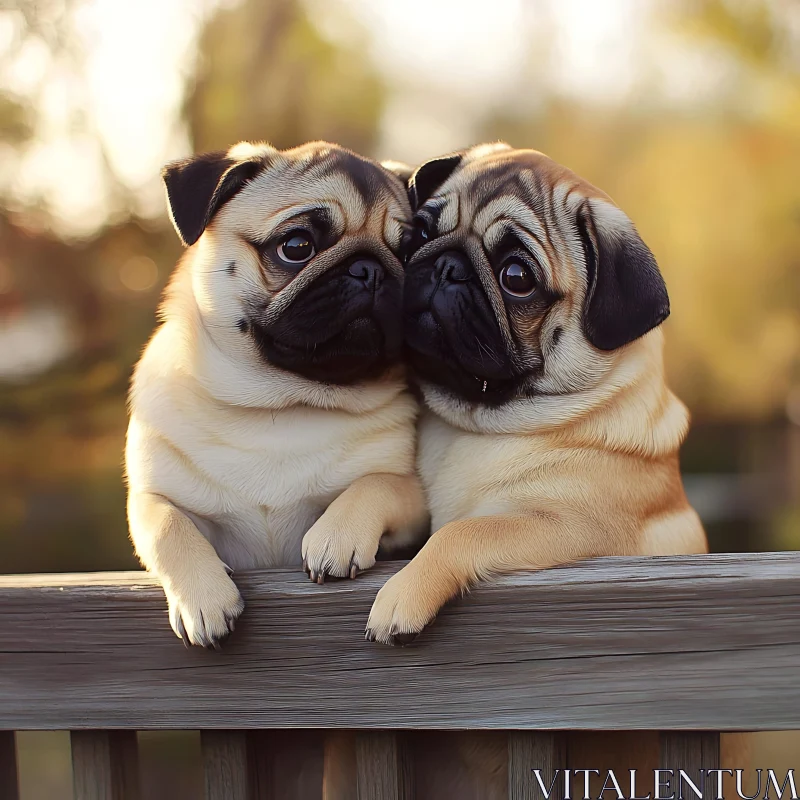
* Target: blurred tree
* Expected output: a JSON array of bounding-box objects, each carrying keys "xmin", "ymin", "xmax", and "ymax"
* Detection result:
[
  {"xmin": 670, "ymin": 0, "xmax": 800, "ymax": 131},
  {"xmin": 0, "ymin": 2, "xmax": 175, "ymax": 571},
  {"xmin": 0, "ymin": 0, "xmax": 136, "ymax": 218},
  {"xmin": 479, "ymin": 0, "xmax": 800, "ymax": 422},
  {"xmin": 0, "ymin": 0, "xmax": 390, "ymax": 573},
  {"xmin": 674, "ymin": 0, "xmax": 796, "ymax": 71},
  {"xmin": 185, "ymin": 0, "xmax": 386, "ymax": 154}
]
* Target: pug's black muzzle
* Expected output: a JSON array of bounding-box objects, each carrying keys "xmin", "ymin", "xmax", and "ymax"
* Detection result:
[
  {"xmin": 252, "ymin": 256, "xmax": 402, "ymax": 384},
  {"xmin": 404, "ymin": 250, "xmax": 517, "ymax": 404}
]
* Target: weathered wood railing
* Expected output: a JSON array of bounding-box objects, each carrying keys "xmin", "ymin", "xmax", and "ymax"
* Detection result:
[{"xmin": 1, "ymin": 553, "xmax": 799, "ymax": 799}]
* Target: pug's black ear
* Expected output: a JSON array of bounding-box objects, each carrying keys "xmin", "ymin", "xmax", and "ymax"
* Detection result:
[
  {"xmin": 408, "ymin": 152, "xmax": 464, "ymax": 209},
  {"xmin": 162, "ymin": 151, "xmax": 265, "ymax": 246},
  {"xmin": 579, "ymin": 200, "xmax": 670, "ymax": 351}
]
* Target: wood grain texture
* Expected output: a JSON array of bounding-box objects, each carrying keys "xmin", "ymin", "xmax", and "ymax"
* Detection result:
[
  {"xmin": 323, "ymin": 731, "xmax": 356, "ymax": 800},
  {"xmin": 660, "ymin": 732, "xmax": 720, "ymax": 798},
  {"xmin": 248, "ymin": 730, "xmax": 323, "ymax": 800},
  {"xmin": 356, "ymin": 732, "xmax": 410, "ymax": 800},
  {"xmin": 509, "ymin": 733, "xmax": 565, "ymax": 800},
  {"xmin": 109, "ymin": 732, "xmax": 139, "ymax": 800},
  {"xmin": 2, "ymin": 553, "xmax": 800, "ymax": 730},
  {"xmin": 71, "ymin": 730, "xmax": 139, "ymax": 800},
  {"xmin": 0, "ymin": 731, "xmax": 18, "ymax": 800},
  {"xmin": 201, "ymin": 731, "xmax": 249, "ymax": 800}
]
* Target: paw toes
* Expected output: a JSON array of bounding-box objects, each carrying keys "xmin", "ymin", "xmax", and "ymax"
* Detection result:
[
  {"xmin": 169, "ymin": 588, "xmax": 244, "ymax": 649},
  {"xmin": 364, "ymin": 624, "xmax": 425, "ymax": 647},
  {"xmin": 365, "ymin": 570, "xmax": 440, "ymax": 646},
  {"xmin": 302, "ymin": 522, "xmax": 378, "ymax": 583},
  {"xmin": 176, "ymin": 616, "xmax": 190, "ymax": 648},
  {"xmin": 306, "ymin": 550, "xmax": 363, "ymax": 583}
]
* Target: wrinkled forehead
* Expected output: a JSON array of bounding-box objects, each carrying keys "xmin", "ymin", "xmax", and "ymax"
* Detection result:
[
  {"xmin": 428, "ymin": 149, "xmax": 610, "ymax": 241},
  {"xmin": 421, "ymin": 149, "xmax": 615, "ymax": 297},
  {"xmin": 230, "ymin": 144, "xmax": 410, "ymax": 246}
]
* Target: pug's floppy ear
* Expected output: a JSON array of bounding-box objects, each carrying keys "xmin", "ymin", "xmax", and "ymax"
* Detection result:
[
  {"xmin": 162, "ymin": 151, "xmax": 265, "ymax": 246},
  {"xmin": 408, "ymin": 152, "xmax": 464, "ymax": 209},
  {"xmin": 579, "ymin": 200, "xmax": 670, "ymax": 351}
]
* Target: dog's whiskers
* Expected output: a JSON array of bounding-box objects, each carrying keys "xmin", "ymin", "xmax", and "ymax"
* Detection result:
[{"xmin": 474, "ymin": 336, "xmax": 501, "ymax": 365}]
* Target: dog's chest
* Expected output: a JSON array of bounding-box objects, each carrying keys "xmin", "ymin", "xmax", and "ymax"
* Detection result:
[
  {"xmin": 162, "ymin": 400, "xmax": 413, "ymax": 567},
  {"xmin": 196, "ymin": 421, "xmax": 347, "ymax": 508},
  {"xmin": 184, "ymin": 410, "xmax": 345, "ymax": 504},
  {"xmin": 180, "ymin": 418, "xmax": 350, "ymax": 566},
  {"xmin": 417, "ymin": 413, "xmax": 565, "ymax": 529}
]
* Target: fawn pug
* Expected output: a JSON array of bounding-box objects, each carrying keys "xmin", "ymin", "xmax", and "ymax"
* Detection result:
[
  {"xmin": 366, "ymin": 143, "xmax": 706, "ymax": 644},
  {"xmin": 126, "ymin": 141, "xmax": 427, "ymax": 648}
]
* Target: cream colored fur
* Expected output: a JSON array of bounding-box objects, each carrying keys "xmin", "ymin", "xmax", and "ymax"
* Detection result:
[
  {"xmin": 366, "ymin": 146, "xmax": 706, "ymax": 642},
  {"xmin": 126, "ymin": 142, "xmax": 427, "ymax": 647}
]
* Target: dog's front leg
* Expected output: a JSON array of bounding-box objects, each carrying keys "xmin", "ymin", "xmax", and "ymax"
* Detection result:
[
  {"xmin": 302, "ymin": 472, "xmax": 428, "ymax": 583},
  {"xmin": 365, "ymin": 510, "xmax": 622, "ymax": 645},
  {"xmin": 129, "ymin": 492, "xmax": 244, "ymax": 648}
]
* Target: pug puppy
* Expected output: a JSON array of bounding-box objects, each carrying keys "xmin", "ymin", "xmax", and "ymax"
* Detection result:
[
  {"xmin": 126, "ymin": 141, "xmax": 427, "ymax": 648},
  {"xmin": 365, "ymin": 142, "xmax": 707, "ymax": 645}
]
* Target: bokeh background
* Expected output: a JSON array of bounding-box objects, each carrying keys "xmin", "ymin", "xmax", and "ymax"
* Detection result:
[{"xmin": 2, "ymin": 0, "xmax": 799, "ymax": 797}]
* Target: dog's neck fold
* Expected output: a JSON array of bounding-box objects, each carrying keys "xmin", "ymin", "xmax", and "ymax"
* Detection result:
[{"xmin": 420, "ymin": 328, "xmax": 689, "ymax": 459}]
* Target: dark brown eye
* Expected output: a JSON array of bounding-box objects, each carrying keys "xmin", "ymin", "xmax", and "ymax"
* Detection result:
[
  {"xmin": 412, "ymin": 218, "xmax": 429, "ymax": 247},
  {"xmin": 404, "ymin": 218, "xmax": 430, "ymax": 262},
  {"xmin": 499, "ymin": 261, "xmax": 536, "ymax": 298},
  {"xmin": 277, "ymin": 231, "xmax": 316, "ymax": 264}
]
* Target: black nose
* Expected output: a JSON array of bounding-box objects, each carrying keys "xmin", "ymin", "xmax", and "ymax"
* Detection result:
[
  {"xmin": 434, "ymin": 251, "xmax": 472, "ymax": 284},
  {"xmin": 348, "ymin": 259, "xmax": 384, "ymax": 291}
]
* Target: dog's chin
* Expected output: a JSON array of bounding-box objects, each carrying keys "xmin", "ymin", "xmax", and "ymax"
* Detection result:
[
  {"xmin": 406, "ymin": 347, "xmax": 520, "ymax": 406},
  {"xmin": 404, "ymin": 316, "xmax": 521, "ymax": 406},
  {"xmin": 253, "ymin": 317, "xmax": 399, "ymax": 385}
]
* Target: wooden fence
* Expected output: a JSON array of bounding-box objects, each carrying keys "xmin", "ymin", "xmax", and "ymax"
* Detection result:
[{"xmin": 1, "ymin": 553, "xmax": 799, "ymax": 799}]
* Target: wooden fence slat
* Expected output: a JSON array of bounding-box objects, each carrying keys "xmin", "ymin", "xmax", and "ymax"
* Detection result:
[
  {"xmin": 109, "ymin": 732, "xmax": 140, "ymax": 800},
  {"xmin": 247, "ymin": 730, "xmax": 323, "ymax": 800},
  {"xmin": 409, "ymin": 731, "xmax": 506, "ymax": 799},
  {"xmin": 4, "ymin": 554, "xmax": 800, "ymax": 730},
  {"xmin": 509, "ymin": 732, "xmax": 566, "ymax": 800},
  {"xmin": 356, "ymin": 732, "xmax": 411, "ymax": 800},
  {"xmin": 71, "ymin": 731, "xmax": 139, "ymax": 800},
  {"xmin": 247, "ymin": 730, "xmax": 270, "ymax": 800},
  {"xmin": 323, "ymin": 731, "xmax": 357, "ymax": 800},
  {"xmin": 659, "ymin": 732, "xmax": 720, "ymax": 798},
  {"xmin": 0, "ymin": 732, "xmax": 19, "ymax": 800},
  {"xmin": 202, "ymin": 731, "xmax": 249, "ymax": 800}
]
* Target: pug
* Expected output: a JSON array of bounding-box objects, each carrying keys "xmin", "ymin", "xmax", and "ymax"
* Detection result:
[
  {"xmin": 126, "ymin": 141, "xmax": 428, "ymax": 648},
  {"xmin": 365, "ymin": 142, "xmax": 707, "ymax": 645}
]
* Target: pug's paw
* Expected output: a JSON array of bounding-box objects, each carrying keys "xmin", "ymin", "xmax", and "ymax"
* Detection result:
[
  {"xmin": 164, "ymin": 568, "xmax": 244, "ymax": 649},
  {"xmin": 365, "ymin": 564, "xmax": 445, "ymax": 646},
  {"xmin": 302, "ymin": 513, "xmax": 380, "ymax": 584}
]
